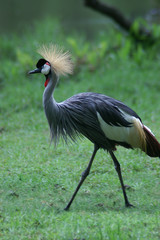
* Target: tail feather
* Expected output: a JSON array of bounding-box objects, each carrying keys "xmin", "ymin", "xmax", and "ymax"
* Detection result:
[{"xmin": 143, "ymin": 125, "xmax": 160, "ymax": 157}]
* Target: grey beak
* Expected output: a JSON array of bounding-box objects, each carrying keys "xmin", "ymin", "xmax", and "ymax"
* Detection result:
[{"xmin": 28, "ymin": 68, "xmax": 41, "ymax": 74}]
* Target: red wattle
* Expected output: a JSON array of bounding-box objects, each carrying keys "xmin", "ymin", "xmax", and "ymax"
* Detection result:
[{"xmin": 44, "ymin": 78, "xmax": 49, "ymax": 87}]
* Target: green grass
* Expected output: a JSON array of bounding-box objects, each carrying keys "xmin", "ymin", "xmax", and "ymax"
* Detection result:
[{"xmin": 0, "ymin": 18, "xmax": 160, "ymax": 239}]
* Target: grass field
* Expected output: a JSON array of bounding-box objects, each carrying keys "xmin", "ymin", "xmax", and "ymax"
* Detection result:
[{"xmin": 0, "ymin": 18, "xmax": 160, "ymax": 239}]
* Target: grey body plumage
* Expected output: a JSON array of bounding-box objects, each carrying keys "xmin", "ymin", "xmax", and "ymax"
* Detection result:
[
  {"xmin": 29, "ymin": 45, "xmax": 160, "ymax": 210},
  {"xmin": 46, "ymin": 91, "xmax": 138, "ymax": 150}
]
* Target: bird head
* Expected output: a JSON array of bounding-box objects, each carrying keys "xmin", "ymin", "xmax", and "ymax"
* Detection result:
[
  {"xmin": 29, "ymin": 58, "xmax": 52, "ymax": 87},
  {"xmin": 29, "ymin": 58, "xmax": 51, "ymax": 75},
  {"xmin": 29, "ymin": 45, "xmax": 73, "ymax": 87}
]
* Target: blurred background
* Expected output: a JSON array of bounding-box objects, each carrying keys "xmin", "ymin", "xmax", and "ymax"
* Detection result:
[
  {"xmin": 1, "ymin": 2, "xmax": 160, "ymax": 239},
  {"xmin": 1, "ymin": 0, "xmax": 160, "ymax": 36}
]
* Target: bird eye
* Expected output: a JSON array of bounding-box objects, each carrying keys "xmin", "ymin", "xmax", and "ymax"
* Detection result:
[{"xmin": 41, "ymin": 63, "xmax": 51, "ymax": 75}]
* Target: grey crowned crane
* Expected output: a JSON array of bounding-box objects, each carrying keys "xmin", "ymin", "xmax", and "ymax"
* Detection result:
[{"xmin": 29, "ymin": 45, "xmax": 160, "ymax": 210}]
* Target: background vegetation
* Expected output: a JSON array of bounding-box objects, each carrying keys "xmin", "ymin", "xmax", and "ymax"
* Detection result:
[{"xmin": 0, "ymin": 10, "xmax": 160, "ymax": 240}]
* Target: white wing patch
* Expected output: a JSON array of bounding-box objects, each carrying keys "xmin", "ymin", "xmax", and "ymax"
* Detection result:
[
  {"xmin": 97, "ymin": 110, "xmax": 145, "ymax": 148},
  {"xmin": 144, "ymin": 125, "xmax": 154, "ymax": 136}
]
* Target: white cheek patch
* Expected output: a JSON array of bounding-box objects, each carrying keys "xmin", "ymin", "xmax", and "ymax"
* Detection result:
[{"xmin": 41, "ymin": 64, "xmax": 51, "ymax": 75}]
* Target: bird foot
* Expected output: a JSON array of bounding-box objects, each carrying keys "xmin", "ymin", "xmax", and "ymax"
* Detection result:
[
  {"xmin": 125, "ymin": 202, "xmax": 135, "ymax": 208},
  {"xmin": 64, "ymin": 205, "xmax": 70, "ymax": 211}
]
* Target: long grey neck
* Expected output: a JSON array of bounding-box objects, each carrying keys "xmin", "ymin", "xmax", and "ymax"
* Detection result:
[
  {"xmin": 42, "ymin": 70, "xmax": 77, "ymax": 145},
  {"xmin": 43, "ymin": 70, "xmax": 58, "ymax": 105},
  {"xmin": 43, "ymin": 71, "xmax": 59, "ymax": 129}
]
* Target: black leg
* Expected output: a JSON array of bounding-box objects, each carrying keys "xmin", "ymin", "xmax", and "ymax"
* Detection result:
[
  {"xmin": 64, "ymin": 144, "xmax": 99, "ymax": 210},
  {"xmin": 109, "ymin": 150, "xmax": 133, "ymax": 207}
]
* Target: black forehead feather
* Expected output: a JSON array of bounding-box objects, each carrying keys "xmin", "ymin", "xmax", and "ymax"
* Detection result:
[{"xmin": 36, "ymin": 58, "xmax": 47, "ymax": 68}]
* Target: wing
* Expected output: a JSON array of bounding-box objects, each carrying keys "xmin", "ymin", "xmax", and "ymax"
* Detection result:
[
  {"xmin": 94, "ymin": 94, "xmax": 141, "ymax": 126},
  {"xmin": 62, "ymin": 92, "xmax": 142, "ymax": 130},
  {"xmin": 92, "ymin": 93, "xmax": 144, "ymax": 148}
]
